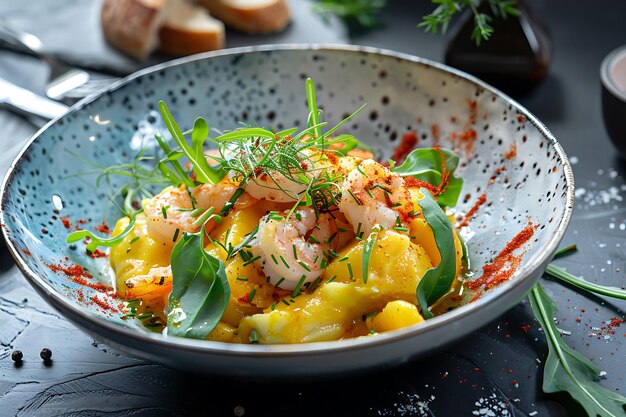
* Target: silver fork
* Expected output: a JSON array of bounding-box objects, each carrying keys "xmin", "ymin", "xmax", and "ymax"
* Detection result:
[{"xmin": 0, "ymin": 20, "xmax": 119, "ymax": 102}]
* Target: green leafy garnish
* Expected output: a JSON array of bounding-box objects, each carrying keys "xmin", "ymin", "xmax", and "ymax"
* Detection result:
[
  {"xmin": 362, "ymin": 224, "xmax": 382, "ymax": 284},
  {"xmin": 312, "ymin": 0, "xmax": 519, "ymax": 45},
  {"xmin": 66, "ymin": 214, "xmax": 138, "ymax": 253},
  {"xmin": 529, "ymin": 283, "xmax": 626, "ymax": 416},
  {"xmin": 167, "ymin": 228, "xmax": 230, "ymax": 339},
  {"xmin": 311, "ymin": 0, "xmax": 386, "ymax": 28},
  {"xmin": 419, "ymin": 0, "xmax": 520, "ymax": 45},
  {"xmin": 158, "ymin": 101, "xmax": 226, "ymax": 185},
  {"xmin": 392, "ymin": 147, "xmax": 463, "ymax": 207},
  {"xmin": 545, "ymin": 244, "xmax": 626, "ymax": 300},
  {"xmin": 64, "ymin": 148, "xmax": 169, "ymax": 216},
  {"xmin": 415, "ymin": 189, "xmax": 457, "ymax": 318},
  {"xmin": 546, "ymin": 263, "xmax": 626, "ymax": 301}
]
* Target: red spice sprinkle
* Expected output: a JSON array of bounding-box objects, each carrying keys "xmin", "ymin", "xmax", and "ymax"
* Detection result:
[
  {"xmin": 576, "ymin": 318, "xmax": 582, "ymax": 323},
  {"xmin": 88, "ymin": 249, "xmax": 108, "ymax": 259},
  {"xmin": 22, "ymin": 248, "xmax": 32, "ymax": 256},
  {"xmin": 61, "ymin": 217, "xmax": 72, "ymax": 229},
  {"xmin": 392, "ymin": 131, "xmax": 418, "ymax": 165},
  {"xmin": 431, "ymin": 124, "xmax": 440, "ymax": 146},
  {"xmin": 46, "ymin": 260, "xmax": 93, "ymax": 279},
  {"xmin": 70, "ymin": 275, "xmax": 112, "ymax": 293},
  {"xmin": 521, "ymin": 324, "xmax": 531, "ymax": 332},
  {"xmin": 89, "ymin": 295, "xmax": 120, "ymax": 313},
  {"xmin": 94, "ymin": 221, "xmax": 112, "ymax": 234},
  {"xmin": 237, "ymin": 294, "xmax": 251, "ymax": 305},
  {"xmin": 465, "ymin": 222, "xmax": 536, "ymax": 300},
  {"xmin": 458, "ymin": 193, "xmax": 487, "ymax": 228},
  {"xmin": 504, "ymin": 143, "xmax": 517, "ymax": 160},
  {"xmin": 516, "ymin": 114, "xmax": 526, "ymax": 123},
  {"xmin": 76, "ymin": 219, "xmax": 88, "ymax": 225},
  {"xmin": 41, "ymin": 228, "xmax": 48, "ymax": 234},
  {"xmin": 459, "ymin": 128, "xmax": 477, "ymax": 142}
]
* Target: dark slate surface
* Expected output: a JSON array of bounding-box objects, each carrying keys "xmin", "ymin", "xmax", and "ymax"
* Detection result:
[{"xmin": 2, "ymin": 1, "xmax": 626, "ymax": 416}]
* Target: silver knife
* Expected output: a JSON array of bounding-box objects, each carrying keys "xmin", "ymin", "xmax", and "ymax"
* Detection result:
[{"xmin": 0, "ymin": 77, "xmax": 69, "ymax": 121}]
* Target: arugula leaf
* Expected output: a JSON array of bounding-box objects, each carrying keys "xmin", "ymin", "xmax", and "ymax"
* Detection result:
[
  {"xmin": 415, "ymin": 189, "xmax": 457, "ymax": 319},
  {"xmin": 392, "ymin": 147, "xmax": 463, "ymax": 207},
  {"xmin": 167, "ymin": 229, "xmax": 230, "ymax": 339},
  {"xmin": 158, "ymin": 101, "xmax": 226, "ymax": 185},
  {"xmin": 546, "ymin": 263, "xmax": 626, "ymax": 300},
  {"xmin": 529, "ymin": 283, "xmax": 626, "ymax": 416}
]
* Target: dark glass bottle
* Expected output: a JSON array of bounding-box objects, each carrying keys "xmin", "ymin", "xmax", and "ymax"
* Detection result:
[{"xmin": 444, "ymin": 0, "xmax": 552, "ymax": 97}]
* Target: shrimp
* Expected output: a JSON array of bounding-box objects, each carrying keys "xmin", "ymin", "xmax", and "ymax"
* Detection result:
[
  {"xmin": 143, "ymin": 186, "xmax": 199, "ymax": 245},
  {"xmin": 191, "ymin": 178, "xmax": 257, "ymax": 212},
  {"xmin": 243, "ymin": 149, "xmax": 360, "ymax": 203},
  {"xmin": 249, "ymin": 207, "xmax": 338, "ymax": 290},
  {"xmin": 144, "ymin": 180, "xmax": 256, "ymax": 245},
  {"xmin": 338, "ymin": 159, "xmax": 414, "ymax": 237},
  {"xmin": 242, "ymin": 171, "xmax": 307, "ymax": 203},
  {"xmin": 123, "ymin": 266, "xmax": 172, "ymax": 299}
]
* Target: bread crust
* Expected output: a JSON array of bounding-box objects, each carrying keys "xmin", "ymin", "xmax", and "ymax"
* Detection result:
[
  {"xmin": 101, "ymin": 0, "xmax": 166, "ymax": 60},
  {"xmin": 158, "ymin": 23, "xmax": 224, "ymax": 56},
  {"xmin": 198, "ymin": 0, "xmax": 290, "ymax": 33}
]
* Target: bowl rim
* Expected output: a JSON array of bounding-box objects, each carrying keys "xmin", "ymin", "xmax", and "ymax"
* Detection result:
[
  {"xmin": 0, "ymin": 43, "xmax": 575, "ymax": 357},
  {"xmin": 600, "ymin": 44, "xmax": 626, "ymax": 102}
]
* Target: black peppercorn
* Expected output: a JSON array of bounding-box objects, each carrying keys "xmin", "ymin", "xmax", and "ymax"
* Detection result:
[
  {"xmin": 40, "ymin": 348, "xmax": 52, "ymax": 361},
  {"xmin": 11, "ymin": 350, "xmax": 23, "ymax": 362}
]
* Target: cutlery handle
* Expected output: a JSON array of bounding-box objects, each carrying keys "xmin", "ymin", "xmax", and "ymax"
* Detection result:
[
  {"xmin": 0, "ymin": 79, "xmax": 69, "ymax": 121},
  {"xmin": 0, "ymin": 19, "xmax": 44, "ymax": 57}
]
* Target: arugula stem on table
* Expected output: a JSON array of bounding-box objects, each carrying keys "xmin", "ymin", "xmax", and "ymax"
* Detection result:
[{"xmin": 529, "ymin": 284, "xmax": 626, "ymax": 416}]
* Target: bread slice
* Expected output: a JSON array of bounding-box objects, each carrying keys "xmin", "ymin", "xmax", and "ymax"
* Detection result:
[
  {"xmin": 158, "ymin": 1, "xmax": 225, "ymax": 56},
  {"xmin": 101, "ymin": 0, "xmax": 173, "ymax": 60},
  {"xmin": 197, "ymin": 0, "xmax": 290, "ymax": 34}
]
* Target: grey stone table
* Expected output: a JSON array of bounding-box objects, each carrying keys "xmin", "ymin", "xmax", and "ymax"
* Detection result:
[{"xmin": 1, "ymin": 1, "xmax": 626, "ymax": 416}]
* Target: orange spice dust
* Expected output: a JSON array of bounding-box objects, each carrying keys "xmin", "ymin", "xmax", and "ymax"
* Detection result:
[
  {"xmin": 431, "ymin": 124, "xmax": 441, "ymax": 147},
  {"xmin": 505, "ymin": 143, "xmax": 517, "ymax": 160},
  {"xmin": 489, "ymin": 166, "xmax": 507, "ymax": 186},
  {"xmin": 458, "ymin": 193, "xmax": 487, "ymax": 228},
  {"xmin": 94, "ymin": 221, "xmax": 112, "ymax": 234},
  {"xmin": 46, "ymin": 259, "xmax": 93, "ymax": 279},
  {"xmin": 449, "ymin": 100, "xmax": 479, "ymax": 156},
  {"xmin": 465, "ymin": 222, "xmax": 537, "ymax": 301},
  {"xmin": 392, "ymin": 131, "xmax": 418, "ymax": 165},
  {"xmin": 88, "ymin": 249, "xmax": 108, "ymax": 259},
  {"xmin": 89, "ymin": 295, "xmax": 120, "ymax": 313},
  {"xmin": 61, "ymin": 217, "xmax": 72, "ymax": 229}
]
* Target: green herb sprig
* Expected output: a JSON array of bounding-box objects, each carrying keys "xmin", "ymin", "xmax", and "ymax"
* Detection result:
[
  {"xmin": 311, "ymin": 0, "xmax": 387, "ymax": 28},
  {"xmin": 64, "ymin": 148, "xmax": 170, "ymax": 216},
  {"xmin": 419, "ymin": 0, "xmax": 520, "ymax": 45},
  {"xmin": 66, "ymin": 213, "xmax": 139, "ymax": 253},
  {"xmin": 311, "ymin": 0, "xmax": 519, "ymax": 45},
  {"xmin": 362, "ymin": 224, "xmax": 383, "ymax": 284}
]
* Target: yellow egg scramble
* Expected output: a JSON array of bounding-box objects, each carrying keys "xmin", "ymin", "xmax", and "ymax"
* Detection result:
[{"xmin": 110, "ymin": 197, "xmax": 464, "ymax": 344}]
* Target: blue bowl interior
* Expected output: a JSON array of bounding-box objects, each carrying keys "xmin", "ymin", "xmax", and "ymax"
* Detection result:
[{"xmin": 1, "ymin": 46, "xmax": 573, "ymax": 339}]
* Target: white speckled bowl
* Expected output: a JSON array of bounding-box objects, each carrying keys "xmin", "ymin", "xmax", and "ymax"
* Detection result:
[{"xmin": 0, "ymin": 45, "xmax": 574, "ymax": 380}]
